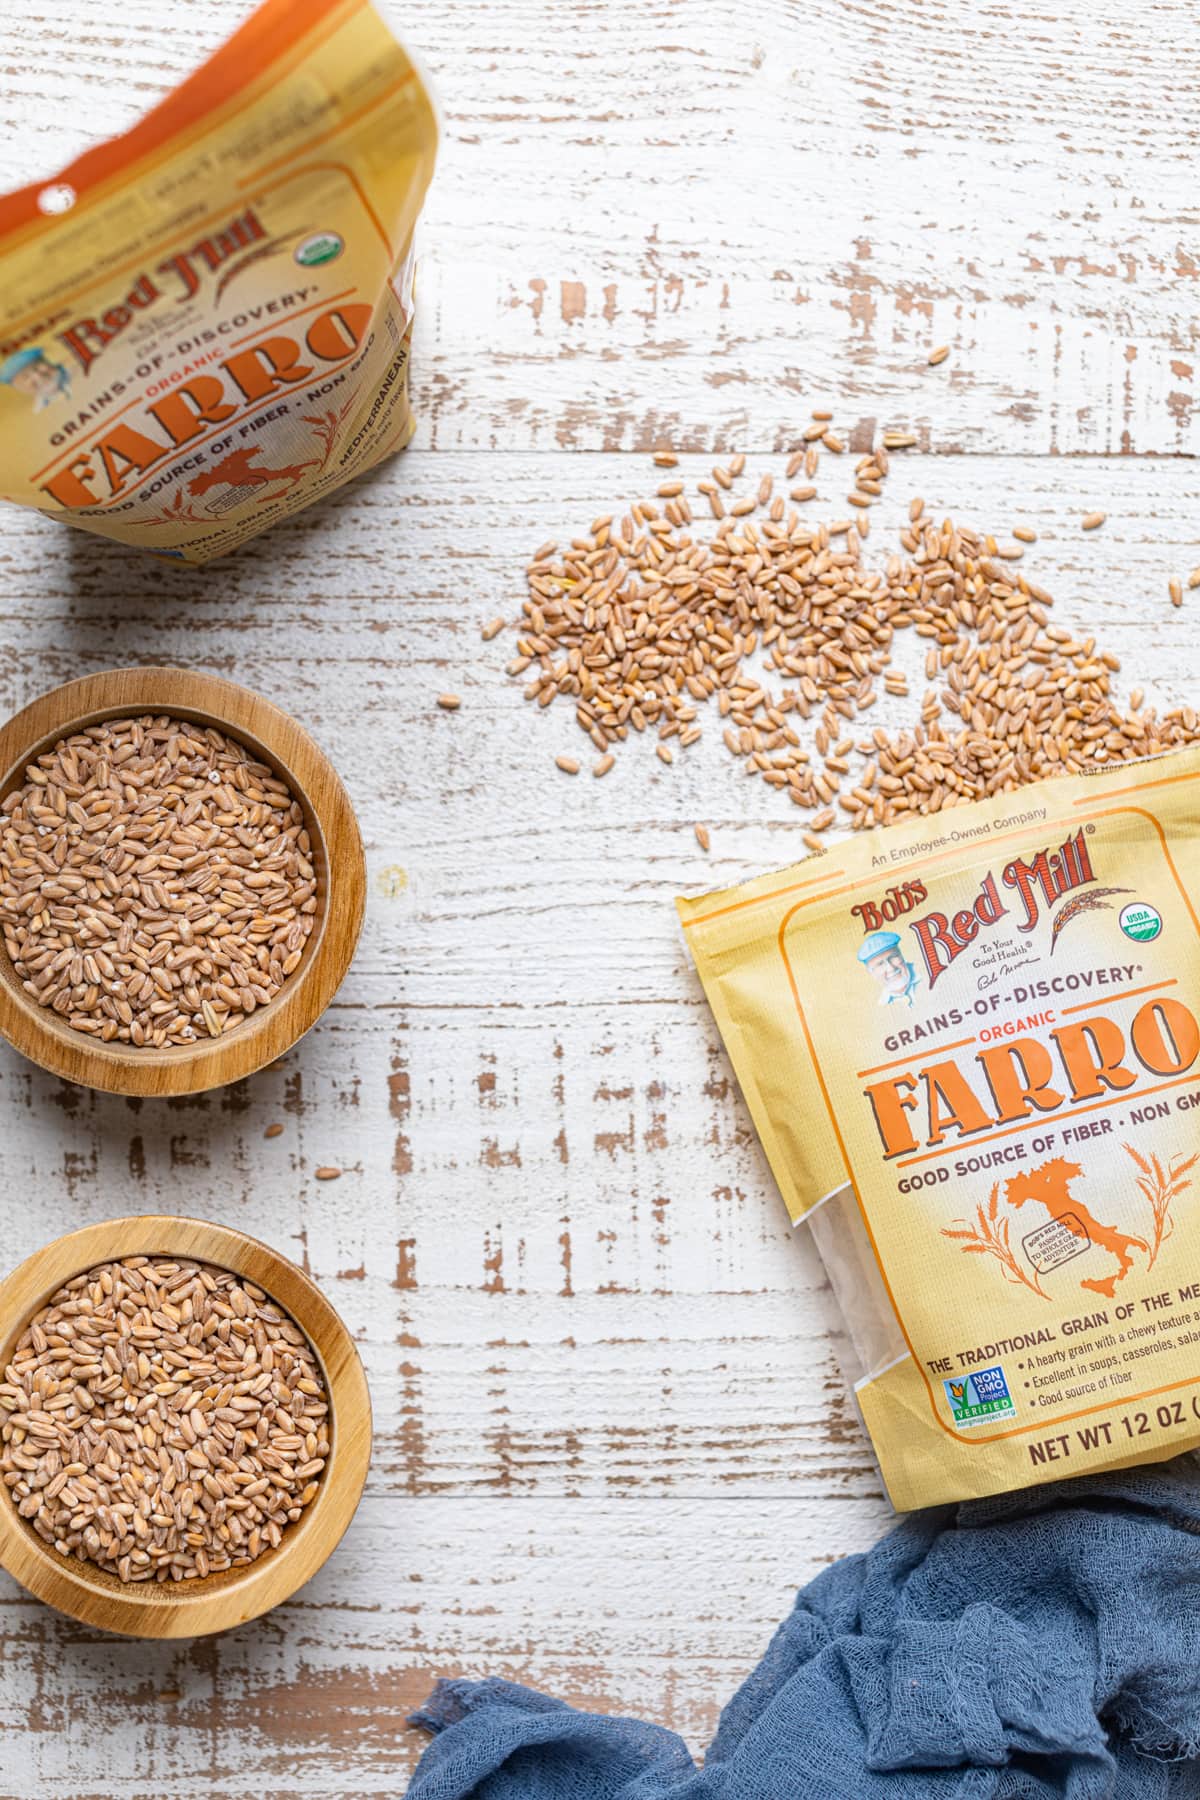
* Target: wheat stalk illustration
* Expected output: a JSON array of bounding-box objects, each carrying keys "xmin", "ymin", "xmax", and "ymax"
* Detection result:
[
  {"xmin": 141, "ymin": 485, "xmax": 208, "ymax": 528},
  {"xmin": 1049, "ymin": 886, "xmax": 1133, "ymax": 954},
  {"xmin": 1124, "ymin": 1141, "xmax": 1198, "ymax": 1267},
  {"xmin": 302, "ymin": 394, "xmax": 360, "ymax": 470},
  {"xmin": 941, "ymin": 1182, "xmax": 1049, "ymax": 1299}
]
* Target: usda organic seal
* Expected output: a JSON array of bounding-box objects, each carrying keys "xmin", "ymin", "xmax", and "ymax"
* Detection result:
[
  {"xmin": 1119, "ymin": 901, "xmax": 1162, "ymax": 943},
  {"xmin": 295, "ymin": 231, "xmax": 344, "ymax": 267}
]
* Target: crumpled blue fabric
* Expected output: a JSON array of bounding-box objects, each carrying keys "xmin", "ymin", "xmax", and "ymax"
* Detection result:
[{"xmin": 405, "ymin": 1460, "xmax": 1200, "ymax": 1799}]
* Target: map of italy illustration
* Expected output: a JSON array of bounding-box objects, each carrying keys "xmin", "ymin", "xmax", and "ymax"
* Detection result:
[
  {"xmin": 941, "ymin": 1151, "xmax": 1177, "ymax": 1301},
  {"xmin": 1004, "ymin": 1157, "xmax": 1147, "ymax": 1299}
]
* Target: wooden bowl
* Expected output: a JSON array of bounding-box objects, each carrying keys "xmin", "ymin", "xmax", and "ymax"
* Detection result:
[
  {"xmin": 0, "ymin": 1216, "xmax": 371, "ymax": 1637},
  {"xmin": 0, "ymin": 667, "xmax": 365, "ymax": 1095}
]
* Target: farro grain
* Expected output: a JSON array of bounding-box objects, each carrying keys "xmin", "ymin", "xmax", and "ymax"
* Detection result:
[
  {"xmin": 1170, "ymin": 578, "xmax": 1183, "ymax": 608},
  {"xmin": 437, "ymin": 693, "xmax": 461, "ymax": 710},
  {"xmin": 0, "ymin": 1256, "xmax": 328, "ymax": 1584},
  {"xmin": 1082, "ymin": 512, "xmax": 1106, "ymax": 531},
  {"xmin": 0, "ymin": 716, "xmax": 315, "ymax": 1049},
  {"xmin": 593, "ymin": 755, "xmax": 615, "ymax": 777},
  {"xmin": 555, "ymin": 755, "xmax": 580, "ymax": 775},
  {"xmin": 1013, "ymin": 526, "xmax": 1037, "ymax": 544},
  {"xmin": 927, "ymin": 345, "xmax": 950, "ymax": 366},
  {"xmin": 265, "ymin": 1123, "xmax": 284, "ymax": 1139},
  {"xmin": 481, "ymin": 618, "xmax": 507, "ymax": 641},
  {"xmin": 507, "ymin": 447, "xmax": 1197, "ymax": 837},
  {"xmin": 694, "ymin": 824, "xmax": 711, "ymax": 852},
  {"xmin": 315, "ymin": 1166, "xmax": 342, "ymax": 1180}
]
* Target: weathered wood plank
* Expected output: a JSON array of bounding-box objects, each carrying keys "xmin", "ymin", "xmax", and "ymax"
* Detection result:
[
  {"xmin": 3, "ymin": 1, "xmax": 1199, "ymax": 455},
  {"xmin": 0, "ymin": 1494, "xmax": 889, "ymax": 1796}
]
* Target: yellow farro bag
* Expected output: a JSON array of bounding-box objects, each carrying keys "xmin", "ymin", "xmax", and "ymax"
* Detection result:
[
  {"xmin": 0, "ymin": 0, "xmax": 436, "ymax": 563},
  {"xmin": 681, "ymin": 748, "xmax": 1200, "ymax": 1509}
]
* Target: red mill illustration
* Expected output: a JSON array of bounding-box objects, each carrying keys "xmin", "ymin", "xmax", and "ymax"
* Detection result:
[{"xmin": 910, "ymin": 830, "xmax": 1096, "ymax": 990}]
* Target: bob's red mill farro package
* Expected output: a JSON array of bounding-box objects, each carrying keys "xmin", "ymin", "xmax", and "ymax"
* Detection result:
[
  {"xmin": 680, "ymin": 747, "xmax": 1200, "ymax": 1509},
  {"xmin": 0, "ymin": 0, "xmax": 436, "ymax": 563}
]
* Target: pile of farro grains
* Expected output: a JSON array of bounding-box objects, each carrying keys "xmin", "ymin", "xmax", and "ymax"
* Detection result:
[
  {"xmin": 506, "ymin": 418, "xmax": 1200, "ymax": 836},
  {"xmin": 0, "ymin": 1256, "xmax": 328, "ymax": 1583},
  {"xmin": 0, "ymin": 715, "xmax": 315, "ymax": 1047}
]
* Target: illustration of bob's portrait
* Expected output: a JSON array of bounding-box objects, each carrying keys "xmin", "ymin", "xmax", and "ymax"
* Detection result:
[
  {"xmin": 857, "ymin": 928, "xmax": 919, "ymax": 1008},
  {"xmin": 0, "ymin": 346, "xmax": 72, "ymax": 411}
]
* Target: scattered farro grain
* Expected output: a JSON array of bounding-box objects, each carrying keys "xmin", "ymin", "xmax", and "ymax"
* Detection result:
[
  {"xmin": 555, "ymin": 755, "xmax": 580, "ymax": 775},
  {"xmin": 785, "ymin": 450, "xmax": 805, "ymax": 479},
  {"xmin": 802, "ymin": 833, "xmax": 824, "ymax": 852},
  {"xmin": 653, "ymin": 451, "xmax": 678, "ymax": 467},
  {"xmin": 1082, "ymin": 512, "xmax": 1106, "ymax": 531},
  {"xmin": 657, "ymin": 745, "xmax": 674, "ymax": 765},
  {"xmin": 0, "ymin": 717, "xmax": 315, "ymax": 1049},
  {"xmin": 927, "ymin": 345, "xmax": 950, "ymax": 366},
  {"xmin": 481, "ymin": 618, "xmax": 506, "ymax": 641},
  {"xmin": 315, "ymin": 1166, "xmax": 342, "ymax": 1180},
  {"xmin": 883, "ymin": 432, "xmax": 918, "ymax": 449},
  {"xmin": 505, "ymin": 447, "xmax": 1199, "ymax": 836},
  {"xmin": 657, "ymin": 481, "xmax": 684, "ymax": 498},
  {"xmin": 1130, "ymin": 688, "xmax": 1145, "ymax": 712},
  {"xmin": 823, "ymin": 433, "xmax": 845, "ymax": 454},
  {"xmin": 0, "ymin": 1255, "xmax": 327, "ymax": 1584},
  {"xmin": 1189, "ymin": 568, "xmax": 1200, "ymax": 591},
  {"xmin": 1170, "ymin": 578, "xmax": 1183, "ymax": 608},
  {"xmin": 694, "ymin": 823, "xmax": 711, "ymax": 852},
  {"xmin": 436, "ymin": 693, "xmax": 461, "ymax": 710},
  {"xmin": 790, "ymin": 486, "xmax": 817, "ymax": 502},
  {"xmin": 848, "ymin": 492, "xmax": 872, "ymax": 508},
  {"xmin": 593, "ymin": 755, "xmax": 615, "ymax": 777},
  {"xmin": 265, "ymin": 1123, "xmax": 284, "ymax": 1139},
  {"xmin": 811, "ymin": 409, "xmax": 833, "ymax": 422},
  {"xmin": 1013, "ymin": 526, "xmax": 1037, "ymax": 544},
  {"xmin": 803, "ymin": 423, "xmax": 826, "ymax": 442},
  {"xmin": 730, "ymin": 453, "xmax": 746, "ymax": 476}
]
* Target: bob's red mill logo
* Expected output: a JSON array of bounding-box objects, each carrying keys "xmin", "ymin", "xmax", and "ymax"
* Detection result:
[
  {"xmin": 854, "ymin": 830, "xmax": 1096, "ymax": 990},
  {"xmin": 56, "ymin": 209, "xmax": 266, "ymax": 375}
]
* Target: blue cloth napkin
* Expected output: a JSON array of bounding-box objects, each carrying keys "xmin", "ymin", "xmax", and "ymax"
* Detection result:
[{"xmin": 405, "ymin": 1460, "xmax": 1200, "ymax": 1798}]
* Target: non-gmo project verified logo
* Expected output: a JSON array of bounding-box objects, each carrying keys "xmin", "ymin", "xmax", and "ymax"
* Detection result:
[{"xmin": 943, "ymin": 1365, "xmax": 1017, "ymax": 1428}]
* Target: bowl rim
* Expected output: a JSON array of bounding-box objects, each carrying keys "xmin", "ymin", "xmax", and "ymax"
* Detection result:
[
  {"xmin": 0, "ymin": 666, "xmax": 365, "ymax": 1095},
  {"xmin": 0, "ymin": 1215, "xmax": 372, "ymax": 1637}
]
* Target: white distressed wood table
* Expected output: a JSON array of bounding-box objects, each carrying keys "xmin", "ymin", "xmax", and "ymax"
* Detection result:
[{"xmin": 0, "ymin": 0, "xmax": 1197, "ymax": 1791}]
